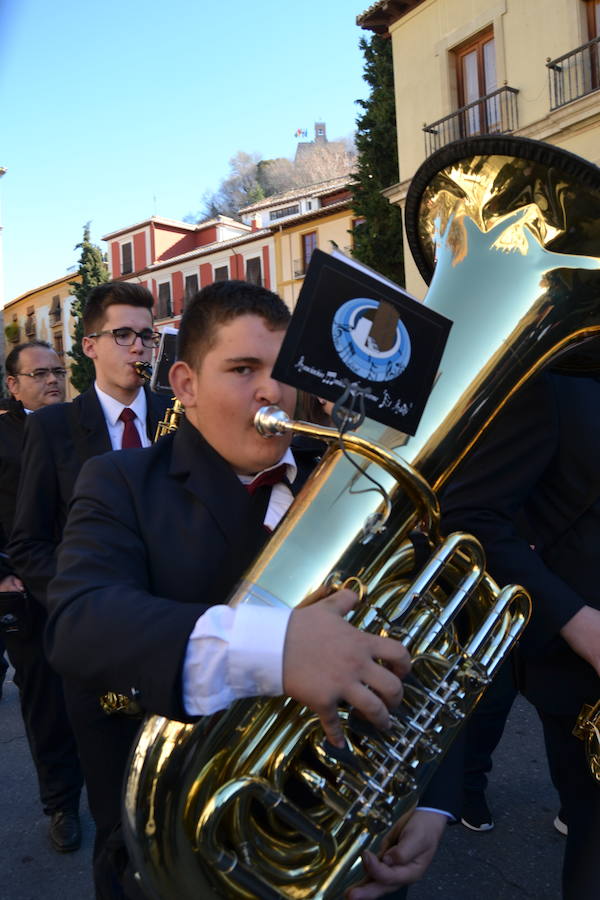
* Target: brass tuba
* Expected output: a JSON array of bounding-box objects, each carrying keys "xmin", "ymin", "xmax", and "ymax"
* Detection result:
[{"xmin": 123, "ymin": 136, "xmax": 600, "ymax": 899}]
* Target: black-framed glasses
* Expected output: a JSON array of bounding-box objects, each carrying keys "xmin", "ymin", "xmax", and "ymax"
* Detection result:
[
  {"xmin": 17, "ymin": 368, "xmax": 67, "ymax": 382},
  {"xmin": 86, "ymin": 327, "xmax": 160, "ymax": 348}
]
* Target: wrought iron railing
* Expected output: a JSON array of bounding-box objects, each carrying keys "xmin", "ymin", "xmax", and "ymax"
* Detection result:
[
  {"xmin": 293, "ymin": 258, "xmax": 307, "ymax": 279},
  {"xmin": 423, "ymin": 86, "xmax": 519, "ymax": 156},
  {"xmin": 547, "ymin": 36, "xmax": 600, "ymax": 109}
]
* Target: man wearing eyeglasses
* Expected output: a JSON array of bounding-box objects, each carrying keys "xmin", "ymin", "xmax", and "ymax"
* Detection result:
[
  {"xmin": 0, "ymin": 340, "xmax": 84, "ymax": 854},
  {"xmin": 7, "ymin": 282, "xmax": 169, "ymax": 876}
]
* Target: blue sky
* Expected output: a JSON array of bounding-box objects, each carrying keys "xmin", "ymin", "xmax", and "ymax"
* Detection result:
[{"xmin": 0, "ymin": 0, "xmax": 371, "ymax": 303}]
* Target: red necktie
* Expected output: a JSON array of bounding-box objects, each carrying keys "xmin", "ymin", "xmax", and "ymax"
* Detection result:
[
  {"xmin": 245, "ymin": 463, "xmax": 288, "ymax": 495},
  {"xmin": 120, "ymin": 408, "xmax": 142, "ymax": 449}
]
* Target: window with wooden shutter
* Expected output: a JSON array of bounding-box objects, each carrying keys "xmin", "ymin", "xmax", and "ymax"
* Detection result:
[{"xmin": 454, "ymin": 28, "xmax": 497, "ymax": 136}]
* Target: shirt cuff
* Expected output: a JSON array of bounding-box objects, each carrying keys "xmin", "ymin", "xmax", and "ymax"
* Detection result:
[
  {"xmin": 416, "ymin": 806, "xmax": 455, "ymax": 821},
  {"xmin": 182, "ymin": 603, "xmax": 291, "ymax": 716},
  {"xmin": 229, "ymin": 603, "xmax": 290, "ymax": 697}
]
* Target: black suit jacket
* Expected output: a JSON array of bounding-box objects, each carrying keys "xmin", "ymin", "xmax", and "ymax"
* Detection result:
[
  {"xmin": 0, "ymin": 401, "xmax": 26, "ymax": 540},
  {"xmin": 0, "ymin": 401, "xmax": 27, "ymax": 578},
  {"xmin": 7, "ymin": 385, "xmax": 169, "ymax": 606},
  {"xmin": 45, "ymin": 417, "xmax": 322, "ymax": 721},
  {"xmin": 441, "ymin": 371, "xmax": 600, "ymax": 715}
]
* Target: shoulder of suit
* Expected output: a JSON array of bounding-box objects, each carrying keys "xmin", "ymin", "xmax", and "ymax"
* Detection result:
[
  {"xmin": 25, "ymin": 400, "xmax": 72, "ymax": 429},
  {"xmin": 147, "ymin": 389, "xmax": 171, "ymax": 413},
  {"xmin": 0, "ymin": 410, "xmax": 24, "ymax": 447},
  {"xmin": 85, "ymin": 430, "xmax": 175, "ymax": 475}
]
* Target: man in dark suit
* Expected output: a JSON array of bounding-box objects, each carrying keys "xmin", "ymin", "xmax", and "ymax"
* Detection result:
[
  {"xmin": 0, "ymin": 340, "xmax": 84, "ymax": 852},
  {"xmin": 7, "ymin": 282, "xmax": 169, "ymax": 881},
  {"xmin": 43, "ymin": 280, "xmax": 453, "ymax": 900},
  {"xmin": 441, "ymin": 368, "xmax": 600, "ymax": 900}
]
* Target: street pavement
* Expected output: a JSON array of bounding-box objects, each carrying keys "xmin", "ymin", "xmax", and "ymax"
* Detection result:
[{"xmin": 1, "ymin": 664, "xmax": 564, "ymax": 900}]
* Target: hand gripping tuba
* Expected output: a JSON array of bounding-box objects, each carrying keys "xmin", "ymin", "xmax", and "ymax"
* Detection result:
[{"xmin": 124, "ymin": 136, "xmax": 600, "ymax": 899}]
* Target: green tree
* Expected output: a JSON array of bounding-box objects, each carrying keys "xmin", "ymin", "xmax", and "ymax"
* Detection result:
[
  {"xmin": 351, "ymin": 34, "xmax": 405, "ymax": 285},
  {"xmin": 68, "ymin": 224, "xmax": 109, "ymax": 394}
]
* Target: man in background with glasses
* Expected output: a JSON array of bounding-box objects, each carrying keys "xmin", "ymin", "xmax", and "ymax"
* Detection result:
[
  {"xmin": 0, "ymin": 340, "xmax": 84, "ymax": 854},
  {"xmin": 7, "ymin": 283, "xmax": 168, "ymax": 886}
]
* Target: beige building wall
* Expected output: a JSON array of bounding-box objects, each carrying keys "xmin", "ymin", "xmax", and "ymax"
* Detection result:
[
  {"xmin": 275, "ymin": 208, "xmax": 355, "ymax": 309},
  {"xmin": 366, "ymin": 0, "xmax": 600, "ymax": 296},
  {"xmin": 3, "ymin": 274, "xmax": 80, "ymax": 400}
]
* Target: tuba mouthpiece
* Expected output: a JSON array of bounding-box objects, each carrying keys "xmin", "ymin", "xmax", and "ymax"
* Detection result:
[{"xmin": 254, "ymin": 406, "xmax": 292, "ymax": 436}]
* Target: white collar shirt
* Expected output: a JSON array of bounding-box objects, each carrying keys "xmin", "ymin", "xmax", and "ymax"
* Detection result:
[{"xmin": 94, "ymin": 383, "xmax": 151, "ymax": 450}]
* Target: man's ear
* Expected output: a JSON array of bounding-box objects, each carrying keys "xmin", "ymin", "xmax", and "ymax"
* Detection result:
[
  {"xmin": 5, "ymin": 376, "xmax": 17, "ymax": 399},
  {"xmin": 82, "ymin": 336, "xmax": 97, "ymax": 360},
  {"xmin": 169, "ymin": 360, "xmax": 197, "ymax": 408}
]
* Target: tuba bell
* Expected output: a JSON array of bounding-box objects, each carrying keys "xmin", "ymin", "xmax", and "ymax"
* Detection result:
[{"xmin": 123, "ymin": 136, "xmax": 600, "ymax": 899}]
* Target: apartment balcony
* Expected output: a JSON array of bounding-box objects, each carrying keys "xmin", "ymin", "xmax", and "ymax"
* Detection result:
[
  {"xmin": 293, "ymin": 258, "xmax": 307, "ymax": 279},
  {"xmin": 547, "ymin": 36, "xmax": 600, "ymax": 110},
  {"xmin": 24, "ymin": 317, "xmax": 37, "ymax": 338},
  {"xmin": 49, "ymin": 309, "xmax": 62, "ymax": 326},
  {"xmin": 423, "ymin": 86, "xmax": 519, "ymax": 157}
]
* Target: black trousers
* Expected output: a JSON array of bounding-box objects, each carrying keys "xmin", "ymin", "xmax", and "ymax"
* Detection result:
[
  {"xmin": 537, "ymin": 708, "xmax": 600, "ymax": 900},
  {"xmin": 62, "ymin": 679, "xmax": 141, "ymax": 899},
  {"xmin": 463, "ymin": 657, "xmax": 517, "ymax": 794},
  {"xmin": 3, "ymin": 606, "xmax": 83, "ymax": 814}
]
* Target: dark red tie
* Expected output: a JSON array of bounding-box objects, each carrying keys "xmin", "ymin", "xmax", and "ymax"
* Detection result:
[
  {"xmin": 120, "ymin": 408, "xmax": 141, "ymax": 449},
  {"xmin": 245, "ymin": 463, "xmax": 288, "ymax": 495}
]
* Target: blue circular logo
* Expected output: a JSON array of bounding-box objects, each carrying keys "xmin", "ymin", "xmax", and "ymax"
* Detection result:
[{"xmin": 331, "ymin": 298, "xmax": 411, "ymax": 382}]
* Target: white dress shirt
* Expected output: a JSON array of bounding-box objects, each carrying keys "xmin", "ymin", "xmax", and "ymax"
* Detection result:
[
  {"xmin": 94, "ymin": 384, "xmax": 151, "ymax": 449},
  {"xmin": 182, "ymin": 448, "xmax": 297, "ymax": 715}
]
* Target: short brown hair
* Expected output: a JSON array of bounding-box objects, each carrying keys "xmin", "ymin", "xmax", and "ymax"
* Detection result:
[
  {"xmin": 83, "ymin": 282, "xmax": 154, "ymax": 334},
  {"xmin": 5, "ymin": 340, "xmax": 53, "ymax": 377},
  {"xmin": 177, "ymin": 280, "xmax": 290, "ymax": 368}
]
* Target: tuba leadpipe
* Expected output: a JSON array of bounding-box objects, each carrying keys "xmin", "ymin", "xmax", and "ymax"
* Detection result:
[{"xmin": 124, "ymin": 136, "xmax": 600, "ymax": 899}]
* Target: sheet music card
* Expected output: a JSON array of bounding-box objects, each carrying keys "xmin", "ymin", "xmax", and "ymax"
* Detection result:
[{"xmin": 272, "ymin": 249, "xmax": 452, "ymax": 435}]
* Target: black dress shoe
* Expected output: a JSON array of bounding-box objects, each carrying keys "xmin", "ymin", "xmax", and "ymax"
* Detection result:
[
  {"xmin": 49, "ymin": 809, "xmax": 81, "ymax": 852},
  {"xmin": 0, "ymin": 657, "xmax": 8, "ymax": 700}
]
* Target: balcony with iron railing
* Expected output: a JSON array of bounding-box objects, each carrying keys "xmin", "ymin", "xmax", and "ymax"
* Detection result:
[
  {"xmin": 546, "ymin": 36, "xmax": 600, "ymax": 110},
  {"xmin": 423, "ymin": 86, "xmax": 519, "ymax": 156},
  {"xmin": 24, "ymin": 316, "xmax": 37, "ymax": 338},
  {"xmin": 293, "ymin": 258, "xmax": 307, "ymax": 279}
]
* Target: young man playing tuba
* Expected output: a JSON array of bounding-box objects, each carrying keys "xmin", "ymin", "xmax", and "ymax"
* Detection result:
[{"xmin": 46, "ymin": 280, "xmax": 451, "ymax": 899}]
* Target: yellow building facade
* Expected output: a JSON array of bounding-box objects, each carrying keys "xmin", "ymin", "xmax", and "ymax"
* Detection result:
[
  {"xmin": 359, "ymin": 0, "xmax": 600, "ymax": 295},
  {"xmin": 274, "ymin": 204, "xmax": 356, "ymax": 309},
  {"xmin": 3, "ymin": 273, "xmax": 80, "ymax": 400}
]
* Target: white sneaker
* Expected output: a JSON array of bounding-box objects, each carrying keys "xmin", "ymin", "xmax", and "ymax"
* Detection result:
[{"xmin": 553, "ymin": 813, "xmax": 568, "ymax": 836}]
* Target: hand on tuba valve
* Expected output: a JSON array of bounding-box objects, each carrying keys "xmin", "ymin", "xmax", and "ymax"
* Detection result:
[{"xmin": 283, "ymin": 588, "xmax": 411, "ymax": 748}]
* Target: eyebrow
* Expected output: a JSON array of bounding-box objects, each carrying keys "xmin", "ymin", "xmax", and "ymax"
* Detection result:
[{"xmin": 224, "ymin": 356, "xmax": 262, "ymax": 365}]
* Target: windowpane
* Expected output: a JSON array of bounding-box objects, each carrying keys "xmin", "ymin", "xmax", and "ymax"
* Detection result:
[
  {"xmin": 246, "ymin": 257, "xmax": 262, "ymax": 286},
  {"xmin": 483, "ymin": 39, "xmax": 497, "ymax": 92},
  {"xmin": 214, "ymin": 265, "xmax": 228, "ymax": 282},
  {"xmin": 184, "ymin": 274, "xmax": 198, "ymax": 308},
  {"xmin": 587, "ymin": 0, "xmax": 600, "ymax": 38},
  {"xmin": 54, "ymin": 333, "xmax": 64, "ymax": 359},
  {"xmin": 462, "ymin": 50, "xmax": 480, "ymax": 103},
  {"xmin": 455, "ymin": 29, "xmax": 496, "ymax": 137},
  {"xmin": 303, "ymin": 231, "xmax": 317, "ymax": 270},
  {"xmin": 157, "ymin": 282, "xmax": 172, "ymax": 318},
  {"xmin": 121, "ymin": 242, "xmax": 133, "ymax": 275}
]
